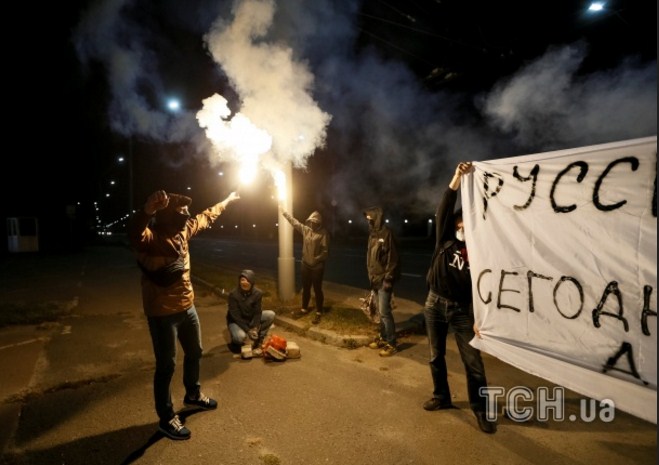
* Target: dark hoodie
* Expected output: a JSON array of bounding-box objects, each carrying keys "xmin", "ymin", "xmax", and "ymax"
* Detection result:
[
  {"xmin": 282, "ymin": 210, "xmax": 329, "ymax": 269},
  {"xmin": 363, "ymin": 206, "xmax": 401, "ymax": 288},
  {"xmin": 226, "ymin": 270, "xmax": 264, "ymax": 331},
  {"xmin": 425, "ymin": 188, "xmax": 471, "ymax": 303}
]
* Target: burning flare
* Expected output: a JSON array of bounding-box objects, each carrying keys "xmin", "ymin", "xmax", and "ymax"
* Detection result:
[{"xmin": 197, "ymin": 93, "xmax": 273, "ymax": 169}]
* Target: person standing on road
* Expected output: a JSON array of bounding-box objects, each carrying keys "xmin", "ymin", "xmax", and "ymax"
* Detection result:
[
  {"xmin": 226, "ymin": 269, "xmax": 275, "ymax": 355},
  {"xmin": 280, "ymin": 207, "xmax": 330, "ymax": 325},
  {"xmin": 422, "ymin": 161, "xmax": 497, "ymax": 434},
  {"xmin": 363, "ymin": 206, "xmax": 401, "ymax": 357},
  {"xmin": 128, "ymin": 189, "xmax": 240, "ymax": 440}
]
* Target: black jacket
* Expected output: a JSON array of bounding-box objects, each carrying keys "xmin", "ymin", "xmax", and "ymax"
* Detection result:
[
  {"xmin": 226, "ymin": 270, "xmax": 264, "ymax": 332},
  {"xmin": 363, "ymin": 206, "xmax": 401, "ymax": 289},
  {"xmin": 425, "ymin": 188, "xmax": 472, "ymax": 303}
]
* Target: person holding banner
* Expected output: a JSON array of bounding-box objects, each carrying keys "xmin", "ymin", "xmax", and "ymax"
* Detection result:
[
  {"xmin": 422, "ymin": 161, "xmax": 497, "ymax": 434},
  {"xmin": 129, "ymin": 189, "xmax": 240, "ymax": 440}
]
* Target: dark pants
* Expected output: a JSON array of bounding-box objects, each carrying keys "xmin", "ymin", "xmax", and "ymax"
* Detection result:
[
  {"xmin": 147, "ymin": 306, "xmax": 203, "ymax": 421},
  {"xmin": 301, "ymin": 263, "xmax": 325, "ymax": 312},
  {"xmin": 423, "ymin": 290, "xmax": 488, "ymax": 412}
]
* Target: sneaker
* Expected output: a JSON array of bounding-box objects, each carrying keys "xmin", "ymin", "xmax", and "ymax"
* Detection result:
[
  {"xmin": 368, "ymin": 337, "xmax": 385, "ymax": 350},
  {"xmin": 184, "ymin": 392, "xmax": 218, "ymax": 410},
  {"xmin": 241, "ymin": 343, "xmax": 253, "ymax": 359},
  {"xmin": 379, "ymin": 343, "xmax": 397, "ymax": 357},
  {"xmin": 312, "ymin": 312, "xmax": 322, "ymax": 325},
  {"xmin": 252, "ymin": 347, "xmax": 263, "ymax": 357},
  {"xmin": 423, "ymin": 398, "xmax": 455, "ymax": 411},
  {"xmin": 300, "ymin": 308, "xmax": 310, "ymax": 314},
  {"xmin": 159, "ymin": 415, "xmax": 191, "ymax": 440},
  {"xmin": 475, "ymin": 411, "xmax": 497, "ymax": 434}
]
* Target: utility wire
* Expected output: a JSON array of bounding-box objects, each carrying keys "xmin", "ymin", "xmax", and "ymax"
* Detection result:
[
  {"xmin": 358, "ymin": 11, "xmax": 485, "ymax": 52},
  {"xmin": 358, "ymin": 27, "xmax": 437, "ymax": 67}
]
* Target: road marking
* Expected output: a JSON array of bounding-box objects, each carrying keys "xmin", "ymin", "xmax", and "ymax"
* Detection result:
[
  {"xmin": 0, "ymin": 338, "xmax": 46, "ymax": 351},
  {"xmin": 401, "ymin": 273, "xmax": 424, "ymax": 278}
]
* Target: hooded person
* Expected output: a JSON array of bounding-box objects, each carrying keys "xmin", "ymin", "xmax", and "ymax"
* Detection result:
[
  {"xmin": 363, "ymin": 206, "xmax": 401, "ymax": 357},
  {"xmin": 280, "ymin": 207, "xmax": 330, "ymax": 324},
  {"xmin": 421, "ymin": 162, "xmax": 497, "ymax": 435},
  {"xmin": 226, "ymin": 269, "xmax": 275, "ymax": 355},
  {"xmin": 128, "ymin": 189, "xmax": 240, "ymax": 440},
  {"xmin": 153, "ymin": 193, "xmax": 192, "ymax": 234}
]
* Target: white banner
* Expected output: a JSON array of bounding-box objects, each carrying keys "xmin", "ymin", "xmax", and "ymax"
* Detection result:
[{"xmin": 463, "ymin": 136, "xmax": 657, "ymax": 424}]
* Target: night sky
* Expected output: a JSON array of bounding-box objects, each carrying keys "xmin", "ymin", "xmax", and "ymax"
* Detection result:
[{"xmin": 3, "ymin": 0, "xmax": 656, "ymax": 250}]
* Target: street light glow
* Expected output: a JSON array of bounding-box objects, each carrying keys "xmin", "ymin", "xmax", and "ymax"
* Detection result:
[
  {"xmin": 588, "ymin": 2, "xmax": 605, "ymax": 12},
  {"xmin": 167, "ymin": 98, "xmax": 181, "ymax": 112}
]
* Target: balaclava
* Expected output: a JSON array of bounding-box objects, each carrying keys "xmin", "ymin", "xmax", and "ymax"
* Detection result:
[{"xmin": 154, "ymin": 193, "xmax": 192, "ymax": 235}]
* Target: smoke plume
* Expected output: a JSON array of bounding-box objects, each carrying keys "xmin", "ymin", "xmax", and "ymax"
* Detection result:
[{"xmin": 73, "ymin": 0, "xmax": 656, "ymax": 220}]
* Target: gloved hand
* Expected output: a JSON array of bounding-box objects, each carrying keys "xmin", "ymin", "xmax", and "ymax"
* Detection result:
[
  {"xmin": 144, "ymin": 190, "xmax": 169, "ymax": 215},
  {"xmin": 248, "ymin": 328, "xmax": 259, "ymax": 340}
]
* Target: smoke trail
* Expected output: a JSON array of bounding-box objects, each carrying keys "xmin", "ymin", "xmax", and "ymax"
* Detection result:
[
  {"xmin": 199, "ymin": 0, "xmax": 332, "ymax": 176},
  {"xmin": 481, "ymin": 42, "xmax": 657, "ymax": 151},
  {"xmin": 73, "ymin": 0, "xmax": 656, "ymax": 221},
  {"xmin": 73, "ymin": 0, "xmax": 197, "ymax": 143}
]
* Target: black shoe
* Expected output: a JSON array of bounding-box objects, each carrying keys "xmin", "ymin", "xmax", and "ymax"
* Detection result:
[
  {"xmin": 311, "ymin": 312, "xmax": 322, "ymax": 325},
  {"xmin": 475, "ymin": 411, "xmax": 497, "ymax": 434},
  {"xmin": 228, "ymin": 342, "xmax": 242, "ymax": 354},
  {"xmin": 159, "ymin": 415, "xmax": 191, "ymax": 440},
  {"xmin": 423, "ymin": 398, "xmax": 455, "ymax": 411},
  {"xmin": 184, "ymin": 392, "xmax": 218, "ymax": 410}
]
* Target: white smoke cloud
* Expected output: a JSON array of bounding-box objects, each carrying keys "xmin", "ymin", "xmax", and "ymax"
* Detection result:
[
  {"xmin": 200, "ymin": 0, "xmax": 332, "ymax": 172},
  {"xmin": 74, "ymin": 0, "xmax": 170, "ymax": 140},
  {"xmin": 482, "ymin": 42, "xmax": 657, "ymax": 151},
  {"xmin": 73, "ymin": 0, "xmax": 656, "ymax": 220}
]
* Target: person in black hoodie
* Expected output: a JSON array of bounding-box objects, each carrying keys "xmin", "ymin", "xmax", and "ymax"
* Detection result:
[
  {"xmin": 422, "ymin": 161, "xmax": 497, "ymax": 434},
  {"xmin": 281, "ymin": 208, "xmax": 329, "ymax": 325},
  {"xmin": 363, "ymin": 206, "xmax": 401, "ymax": 357},
  {"xmin": 226, "ymin": 270, "xmax": 275, "ymax": 356}
]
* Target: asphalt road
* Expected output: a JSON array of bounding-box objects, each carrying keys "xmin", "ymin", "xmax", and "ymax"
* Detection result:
[
  {"xmin": 0, "ymin": 243, "xmax": 656, "ymax": 465},
  {"xmin": 189, "ymin": 236, "xmax": 433, "ymax": 305}
]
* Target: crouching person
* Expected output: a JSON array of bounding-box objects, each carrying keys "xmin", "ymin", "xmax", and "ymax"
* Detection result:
[{"xmin": 227, "ymin": 270, "xmax": 275, "ymax": 357}]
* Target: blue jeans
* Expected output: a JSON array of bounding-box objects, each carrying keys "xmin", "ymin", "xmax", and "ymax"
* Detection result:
[
  {"xmin": 423, "ymin": 290, "xmax": 488, "ymax": 412},
  {"xmin": 377, "ymin": 287, "xmax": 396, "ymax": 346},
  {"xmin": 228, "ymin": 310, "xmax": 276, "ymax": 345},
  {"xmin": 147, "ymin": 306, "xmax": 203, "ymax": 421}
]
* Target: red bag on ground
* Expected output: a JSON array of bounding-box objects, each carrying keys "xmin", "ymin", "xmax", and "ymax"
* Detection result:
[{"xmin": 262, "ymin": 334, "xmax": 287, "ymax": 361}]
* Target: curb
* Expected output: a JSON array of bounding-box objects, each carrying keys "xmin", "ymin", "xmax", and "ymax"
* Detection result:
[
  {"xmin": 192, "ymin": 275, "xmax": 378, "ymax": 349},
  {"xmin": 273, "ymin": 314, "xmax": 372, "ymax": 349}
]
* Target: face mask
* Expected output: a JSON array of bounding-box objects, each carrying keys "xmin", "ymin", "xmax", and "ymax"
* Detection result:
[
  {"xmin": 455, "ymin": 228, "xmax": 465, "ymax": 242},
  {"xmin": 173, "ymin": 212, "xmax": 190, "ymax": 231}
]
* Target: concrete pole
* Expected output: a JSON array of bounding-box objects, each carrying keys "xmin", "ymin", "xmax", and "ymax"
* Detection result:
[{"xmin": 277, "ymin": 162, "xmax": 295, "ymax": 301}]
